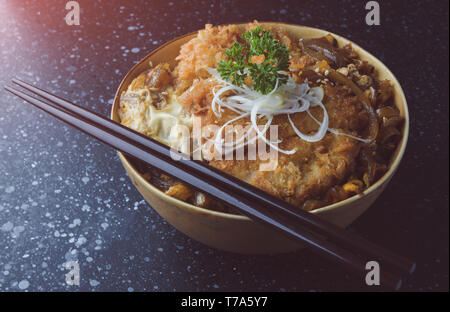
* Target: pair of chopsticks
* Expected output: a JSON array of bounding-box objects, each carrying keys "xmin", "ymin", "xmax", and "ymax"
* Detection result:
[{"xmin": 5, "ymin": 79, "xmax": 415, "ymax": 290}]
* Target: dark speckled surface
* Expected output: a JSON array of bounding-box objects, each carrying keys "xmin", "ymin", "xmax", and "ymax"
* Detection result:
[{"xmin": 0, "ymin": 0, "xmax": 448, "ymax": 291}]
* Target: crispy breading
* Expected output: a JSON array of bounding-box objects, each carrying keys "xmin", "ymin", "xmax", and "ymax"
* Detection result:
[
  {"xmin": 209, "ymin": 122, "xmax": 361, "ymax": 207},
  {"xmin": 174, "ymin": 24, "xmax": 241, "ymax": 92}
]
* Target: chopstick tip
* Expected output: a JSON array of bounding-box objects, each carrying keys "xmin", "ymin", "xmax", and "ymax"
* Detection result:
[
  {"xmin": 395, "ymin": 279, "xmax": 403, "ymax": 291},
  {"xmin": 409, "ymin": 262, "xmax": 416, "ymax": 274},
  {"xmin": 11, "ymin": 78, "xmax": 23, "ymax": 85}
]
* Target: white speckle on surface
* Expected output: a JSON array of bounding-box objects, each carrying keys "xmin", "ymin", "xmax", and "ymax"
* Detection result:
[
  {"xmin": 128, "ymin": 287, "xmax": 134, "ymax": 292},
  {"xmin": 75, "ymin": 236, "xmax": 87, "ymax": 247},
  {"xmin": 131, "ymin": 47, "xmax": 140, "ymax": 53},
  {"xmin": 81, "ymin": 204, "xmax": 90, "ymax": 212},
  {"xmin": 13, "ymin": 225, "xmax": 25, "ymax": 236},
  {"xmin": 81, "ymin": 177, "xmax": 90, "ymax": 184},
  {"xmin": 69, "ymin": 79, "xmax": 76, "ymax": 85},
  {"xmin": 5, "ymin": 186, "xmax": 15, "ymax": 193},
  {"xmin": 90, "ymin": 279, "xmax": 100, "ymax": 287},
  {"xmin": 1, "ymin": 221, "xmax": 13, "ymax": 232},
  {"xmin": 18, "ymin": 280, "xmax": 30, "ymax": 290},
  {"xmin": 65, "ymin": 65, "xmax": 77, "ymax": 72},
  {"xmin": 101, "ymin": 222, "xmax": 109, "ymax": 230},
  {"xmin": 69, "ymin": 219, "xmax": 81, "ymax": 228}
]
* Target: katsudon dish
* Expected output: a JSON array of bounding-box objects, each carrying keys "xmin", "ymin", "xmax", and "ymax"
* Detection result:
[{"xmin": 118, "ymin": 22, "xmax": 404, "ymax": 213}]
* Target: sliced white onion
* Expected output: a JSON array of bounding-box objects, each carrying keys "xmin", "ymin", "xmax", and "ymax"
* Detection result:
[
  {"xmin": 308, "ymin": 86, "xmax": 325, "ymax": 103},
  {"xmin": 288, "ymin": 100, "xmax": 328, "ymax": 143},
  {"xmin": 250, "ymin": 100, "xmax": 296, "ymax": 155},
  {"xmin": 206, "ymin": 68, "xmax": 368, "ymax": 154},
  {"xmin": 307, "ymin": 111, "xmax": 372, "ymax": 143}
]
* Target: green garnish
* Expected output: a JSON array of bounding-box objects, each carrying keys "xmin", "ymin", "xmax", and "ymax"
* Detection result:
[{"xmin": 217, "ymin": 27, "xmax": 290, "ymax": 95}]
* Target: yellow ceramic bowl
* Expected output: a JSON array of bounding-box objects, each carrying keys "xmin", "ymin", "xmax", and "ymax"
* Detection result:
[{"xmin": 111, "ymin": 22, "xmax": 409, "ymax": 254}]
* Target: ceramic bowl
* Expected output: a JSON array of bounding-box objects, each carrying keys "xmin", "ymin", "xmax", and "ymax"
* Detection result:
[{"xmin": 111, "ymin": 22, "xmax": 409, "ymax": 254}]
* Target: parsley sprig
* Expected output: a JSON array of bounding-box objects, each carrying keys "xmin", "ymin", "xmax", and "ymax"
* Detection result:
[{"xmin": 217, "ymin": 27, "xmax": 290, "ymax": 95}]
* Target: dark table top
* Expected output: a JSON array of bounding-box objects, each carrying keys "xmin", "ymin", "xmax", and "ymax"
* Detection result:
[{"xmin": 0, "ymin": 0, "xmax": 448, "ymax": 292}]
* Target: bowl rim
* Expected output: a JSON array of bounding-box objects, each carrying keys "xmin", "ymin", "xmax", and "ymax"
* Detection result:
[{"xmin": 112, "ymin": 22, "xmax": 410, "ymax": 222}]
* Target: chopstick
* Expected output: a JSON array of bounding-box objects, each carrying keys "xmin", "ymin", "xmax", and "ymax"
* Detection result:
[
  {"xmin": 5, "ymin": 80, "xmax": 413, "ymax": 289},
  {"xmin": 10, "ymin": 78, "xmax": 415, "ymax": 276}
]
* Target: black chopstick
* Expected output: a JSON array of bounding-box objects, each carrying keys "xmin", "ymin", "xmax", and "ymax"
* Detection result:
[
  {"xmin": 5, "ymin": 82, "xmax": 409, "ymax": 290},
  {"xmin": 10, "ymin": 78, "xmax": 415, "ymax": 277}
]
